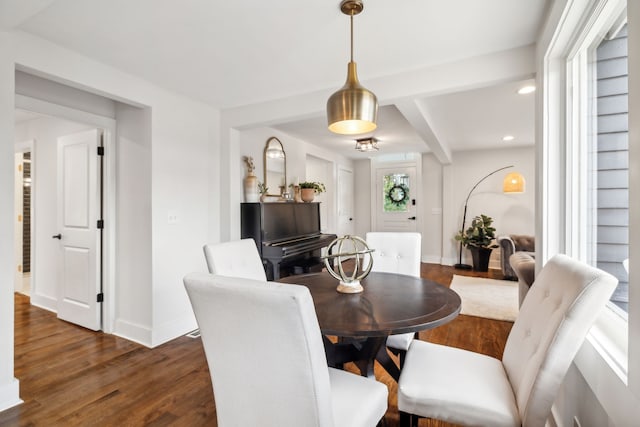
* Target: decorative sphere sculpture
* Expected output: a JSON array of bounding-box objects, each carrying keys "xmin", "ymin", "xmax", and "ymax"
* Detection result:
[{"xmin": 322, "ymin": 235, "xmax": 374, "ymax": 293}]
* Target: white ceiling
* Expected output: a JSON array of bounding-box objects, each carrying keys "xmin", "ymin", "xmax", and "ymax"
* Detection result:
[{"xmin": 3, "ymin": 0, "xmax": 547, "ymax": 159}]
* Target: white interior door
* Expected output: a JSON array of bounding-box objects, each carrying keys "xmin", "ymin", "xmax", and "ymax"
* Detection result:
[
  {"xmin": 56, "ymin": 129, "xmax": 102, "ymax": 331},
  {"xmin": 337, "ymin": 167, "xmax": 355, "ymax": 237},
  {"xmin": 375, "ymin": 166, "xmax": 418, "ymax": 232}
]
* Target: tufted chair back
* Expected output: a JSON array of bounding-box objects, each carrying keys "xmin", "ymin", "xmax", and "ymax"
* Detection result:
[
  {"xmin": 365, "ymin": 232, "xmax": 421, "ymax": 278},
  {"xmin": 365, "ymin": 232, "xmax": 421, "ymax": 356},
  {"xmin": 184, "ymin": 273, "xmax": 388, "ymax": 427},
  {"xmin": 203, "ymin": 238, "xmax": 266, "ymax": 281},
  {"xmin": 502, "ymin": 254, "xmax": 617, "ymax": 426}
]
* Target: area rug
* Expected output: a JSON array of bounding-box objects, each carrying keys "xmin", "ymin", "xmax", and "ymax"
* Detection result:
[{"xmin": 450, "ymin": 275, "xmax": 519, "ymax": 322}]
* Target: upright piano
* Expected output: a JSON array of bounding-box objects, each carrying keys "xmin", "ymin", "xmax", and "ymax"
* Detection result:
[{"xmin": 241, "ymin": 202, "xmax": 337, "ymax": 280}]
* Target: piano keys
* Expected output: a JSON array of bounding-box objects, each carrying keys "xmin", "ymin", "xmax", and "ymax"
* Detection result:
[{"xmin": 241, "ymin": 202, "xmax": 337, "ymax": 280}]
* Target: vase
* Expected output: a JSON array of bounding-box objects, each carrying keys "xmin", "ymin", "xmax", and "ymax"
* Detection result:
[
  {"xmin": 469, "ymin": 247, "xmax": 493, "ymax": 272},
  {"xmin": 301, "ymin": 188, "xmax": 315, "ymax": 203},
  {"xmin": 244, "ymin": 173, "xmax": 259, "ymax": 203}
]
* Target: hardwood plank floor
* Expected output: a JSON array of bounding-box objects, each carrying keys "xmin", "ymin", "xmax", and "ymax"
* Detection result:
[{"xmin": 2, "ymin": 264, "xmax": 513, "ymax": 427}]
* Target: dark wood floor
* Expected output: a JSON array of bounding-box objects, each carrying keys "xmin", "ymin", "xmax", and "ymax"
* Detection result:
[{"xmin": 2, "ymin": 264, "xmax": 512, "ymax": 427}]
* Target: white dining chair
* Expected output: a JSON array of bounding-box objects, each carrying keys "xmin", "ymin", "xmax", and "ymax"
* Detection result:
[
  {"xmin": 203, "ymin": 238, "xmax": 266, "ymax": 281},
  {"xmin": 365, "ymin": 232, "xmax": 422, "ymax": 364},
  {"xmin": 184, "ymin": 272, "xmax": 389, "ymax": 427},
  {"xmin": 398, "ymin": 254, "xmax": 618, "ymax": 427}
]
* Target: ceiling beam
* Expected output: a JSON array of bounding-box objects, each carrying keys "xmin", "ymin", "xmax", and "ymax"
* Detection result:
[{"xmin": 395, "ymin": 98, "xmax": 452, "ymax": 165}]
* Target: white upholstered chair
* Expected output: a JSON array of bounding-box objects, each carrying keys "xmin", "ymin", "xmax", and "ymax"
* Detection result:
[
  {"xmin": 184, "ymin": 273, "xmax": 388, "ymax": 427},
  {"xmin": 365, "ymin": 232, "xmax": 422, "ymax": 362},
  {"xmin": 398, "ymin": 254, "xmax": 618, "ymax": 427},
  {"xmin": 203, "ymin": 238, "xmax": 266, "ymax": 281}
]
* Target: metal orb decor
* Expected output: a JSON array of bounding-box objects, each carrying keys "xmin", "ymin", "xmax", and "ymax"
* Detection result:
[{"xmin": 322, "ymin": 235, "xmax": 375, "ymax": 294}]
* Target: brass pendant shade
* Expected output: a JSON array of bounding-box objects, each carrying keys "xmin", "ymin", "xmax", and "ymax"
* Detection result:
[{"xmin": 327, "ymin": 0, "xmax": 378, "ymax": 135}]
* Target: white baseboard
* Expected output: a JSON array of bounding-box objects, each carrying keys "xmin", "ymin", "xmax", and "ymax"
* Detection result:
[
  {"xmin": 29, "ymin": 294, "xmax": 57, "ymax": 313},
  {"xmin": 151, "ymin": 313, "xmax": 198, "ymax": 347},
  {"xmin": 440, "ymin": 257, "xmax": 457, "ymax": 266},
  {"xmin": 422, "ymin": 255, "xmax": 441, "ymax": 264},
  {"xmin": 114, "ymin": 318, "xmax": 153, "ymax": 348},
  {"xmin": 0, "ymin": 378, "xmax": 22, "ymax": 412}
]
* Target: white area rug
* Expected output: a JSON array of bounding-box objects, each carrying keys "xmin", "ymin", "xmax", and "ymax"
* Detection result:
[{"xmin": 450, "ymin": 275, "xmax": 519, "ymax": 322}]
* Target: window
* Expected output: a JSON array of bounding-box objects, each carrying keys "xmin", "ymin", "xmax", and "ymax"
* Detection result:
[
  {"xmin": 541, "ymin": 0, "xmax": 640, "ymax": 419},
  {"xmin": 594, "ymin": 25, "xmax": 629, "ymax": 313}
]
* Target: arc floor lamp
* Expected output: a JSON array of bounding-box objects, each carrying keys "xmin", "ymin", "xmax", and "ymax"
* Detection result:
[{"xmin": 454, "ymin": 165, "xmax": 525, "ymax": 270}]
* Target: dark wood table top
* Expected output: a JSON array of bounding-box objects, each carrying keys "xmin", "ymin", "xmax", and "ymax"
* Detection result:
[{"xmin": 279, "ymin": 271, "xmax": 461, "ymax": 338}]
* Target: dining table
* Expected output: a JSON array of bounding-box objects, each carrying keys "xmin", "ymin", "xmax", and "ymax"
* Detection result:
[{"xmin": 278, "ymin": 271, "xmax": 461, "ymax": 381}]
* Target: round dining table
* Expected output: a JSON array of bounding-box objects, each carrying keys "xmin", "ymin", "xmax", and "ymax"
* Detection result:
[{"xmin": 279, "ymin": 271, "xmax": 461, "ymax": 380}]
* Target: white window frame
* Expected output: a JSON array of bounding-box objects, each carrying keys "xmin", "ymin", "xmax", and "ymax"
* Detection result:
[{"xmin": 539, "ymin": 0, "xmax": 640, "ymax": 420}]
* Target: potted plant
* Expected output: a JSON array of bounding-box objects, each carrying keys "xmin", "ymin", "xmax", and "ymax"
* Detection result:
[
  {"xmin": 258, "ymin": 181, "xmax": 269, "ymax": 202},
  {"xmin": 299, "ymin": 181, "xmax": 325, "ymax": 202},
  {"xmin": 454, "ymin": 214, "xmax": 498, "ymax": 272}
]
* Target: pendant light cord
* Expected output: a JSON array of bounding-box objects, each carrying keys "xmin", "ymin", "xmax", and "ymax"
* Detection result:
[{"xmin": 350, "ymin": 13, "xmax": 354, "ymax": 62}]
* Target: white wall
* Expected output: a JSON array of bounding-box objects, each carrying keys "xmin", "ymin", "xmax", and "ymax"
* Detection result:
[
  {"xmin": 14, "ymin": 116, "xmax": 95, "ymax": 311},
  {"xmin": 422, "ymin": 153, "xmax": 444, "ymax": 264},
  {"xmin": 114, "ymin": 103, "xmax": 153, "ymax": 343},
  {"xmin": 0, "ymin": 31, "xmax": 21, "ymax": 412}
]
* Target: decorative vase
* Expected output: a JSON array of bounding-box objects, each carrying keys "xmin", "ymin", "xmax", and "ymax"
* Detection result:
[
  {"xmin": 301, "ymin": 188, "xmax": 315, "ymax": 203},
  {"xmin": 469, "ymin": 247, "xmax": 492, "ymax": 272},
  {"xmin": 244, "ymin": 173, "xmax": 260, "ymax": 203},
  {"xmin": 293, "ymin": 186, "xmax": 302, "ymax": 203}
]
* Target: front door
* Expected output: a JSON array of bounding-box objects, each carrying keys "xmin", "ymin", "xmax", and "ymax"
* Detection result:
[
  {"xmin": 55, "ymin": 129, "xmax": 102, "ymax": 331},
  {"xmin": 375, "ymin": 166, "xmax": 417, "ymax": 232}
]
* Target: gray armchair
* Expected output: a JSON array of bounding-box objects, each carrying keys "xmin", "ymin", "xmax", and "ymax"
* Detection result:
[
  {"xmin": 498, "ymin": 234, "xmax": 535, "ymax": 279},
  {"xmin": 510, "ymin": 252, "xmax": 535, "ymax": 306}
]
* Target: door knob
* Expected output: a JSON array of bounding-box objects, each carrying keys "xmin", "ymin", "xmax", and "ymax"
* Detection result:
[
  {"xmin": 52, "ymin": 234, "xmax": 62, "ymax": 239},
  {"xmin": 408, "ymin": 216, "xmax": 416, "ymax": 220}
]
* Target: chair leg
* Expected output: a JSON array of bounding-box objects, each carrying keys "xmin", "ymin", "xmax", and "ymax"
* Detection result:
[{"xmin": 399, "ymin": 411, "xmax": 419, "ymax": 427}]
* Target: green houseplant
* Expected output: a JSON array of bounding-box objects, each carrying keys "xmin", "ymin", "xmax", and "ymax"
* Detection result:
[
  {"xmin": 298, "ymin": 181, "xmax": 325, "ymax": 202},
  {"xmin": 455, "ymin": 214, "xmax": 498, "ymax": 271}
]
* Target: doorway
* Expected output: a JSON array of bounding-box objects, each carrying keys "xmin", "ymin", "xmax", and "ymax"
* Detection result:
[
  {"xmin": 14, "ymin": 103, "xmax": 115, "ymax": 333},
  {"xmin": 14, "ymin": 143, "xmax": 32, "ymax": 296}
]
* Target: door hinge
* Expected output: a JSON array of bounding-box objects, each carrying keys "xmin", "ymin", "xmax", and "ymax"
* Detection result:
[
  {"xmin": 97, "ymin": 293, "xmax": 104, "ymax": 303},
  {"xmin": 97, "ymin": 219, "xmax": 104, "ymax": 229},
  {"xmin": 97, "ymin": 146, "xmax": 105, "ymax": 156}
]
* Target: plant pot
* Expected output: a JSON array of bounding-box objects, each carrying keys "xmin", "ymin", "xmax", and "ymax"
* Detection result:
[
  {"xmin": 469, "ymin": 247, "xmax": 492, "ymax": 272},
  {"xmin": 301, "ymin": 188, "xmax": 315, "ymax": 202}
]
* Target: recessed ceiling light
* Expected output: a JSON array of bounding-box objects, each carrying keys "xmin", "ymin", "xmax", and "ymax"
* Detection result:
[
  {"xmin": 503, "ymin": 135, "xmax": 515, "ymax": 142},
  {"xmin": 517, "ymin": 85, "xmax": 536, "ymax": 95}
]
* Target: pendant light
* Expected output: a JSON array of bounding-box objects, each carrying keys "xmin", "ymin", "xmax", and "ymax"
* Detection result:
[
  {"xmin": 503, "ymin": 172, "xmax": 525, "ymax": 193},
  {"xmin": 327, "ymin": 0, "xmax": 378, "ymax": 135}
]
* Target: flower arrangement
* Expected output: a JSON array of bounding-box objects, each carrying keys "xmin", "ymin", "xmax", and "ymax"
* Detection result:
[
  {"xmin": 242, "ymin": 156, "xmax": 255, "ymax": 174},
  {"xmin": 299, "ymin": 181, "xmax": 326, "ymax": 193}
]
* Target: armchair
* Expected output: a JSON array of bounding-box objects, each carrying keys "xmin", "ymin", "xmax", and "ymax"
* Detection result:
[{"xmin": 498, "ymin": 234, "xmax": 535, "ymax": 279}]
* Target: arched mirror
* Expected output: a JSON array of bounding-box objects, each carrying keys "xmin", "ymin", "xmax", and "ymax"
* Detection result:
[{"xmin": 263, "ymin": 137, "xmax": 286, "ymax": 197}]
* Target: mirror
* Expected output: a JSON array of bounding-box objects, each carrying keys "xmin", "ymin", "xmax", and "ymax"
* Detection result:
[{"xmin": 263, "ymin": 137, "xmax": 286, "ymax": 197}]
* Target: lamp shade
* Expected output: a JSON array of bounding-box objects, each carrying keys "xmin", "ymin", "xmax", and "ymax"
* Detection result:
[
  {"xmin": 327, "ymin": 62, "xmax": 378, "ymax": 135},
  {"xmin": 503, "ymin": 172, "xmax": 525, "ymax": 193}
]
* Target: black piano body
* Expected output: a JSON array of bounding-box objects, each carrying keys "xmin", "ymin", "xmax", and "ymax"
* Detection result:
[{"xmin": 241, "ymin": 202, "xmax": 337, "ymax": 280}]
